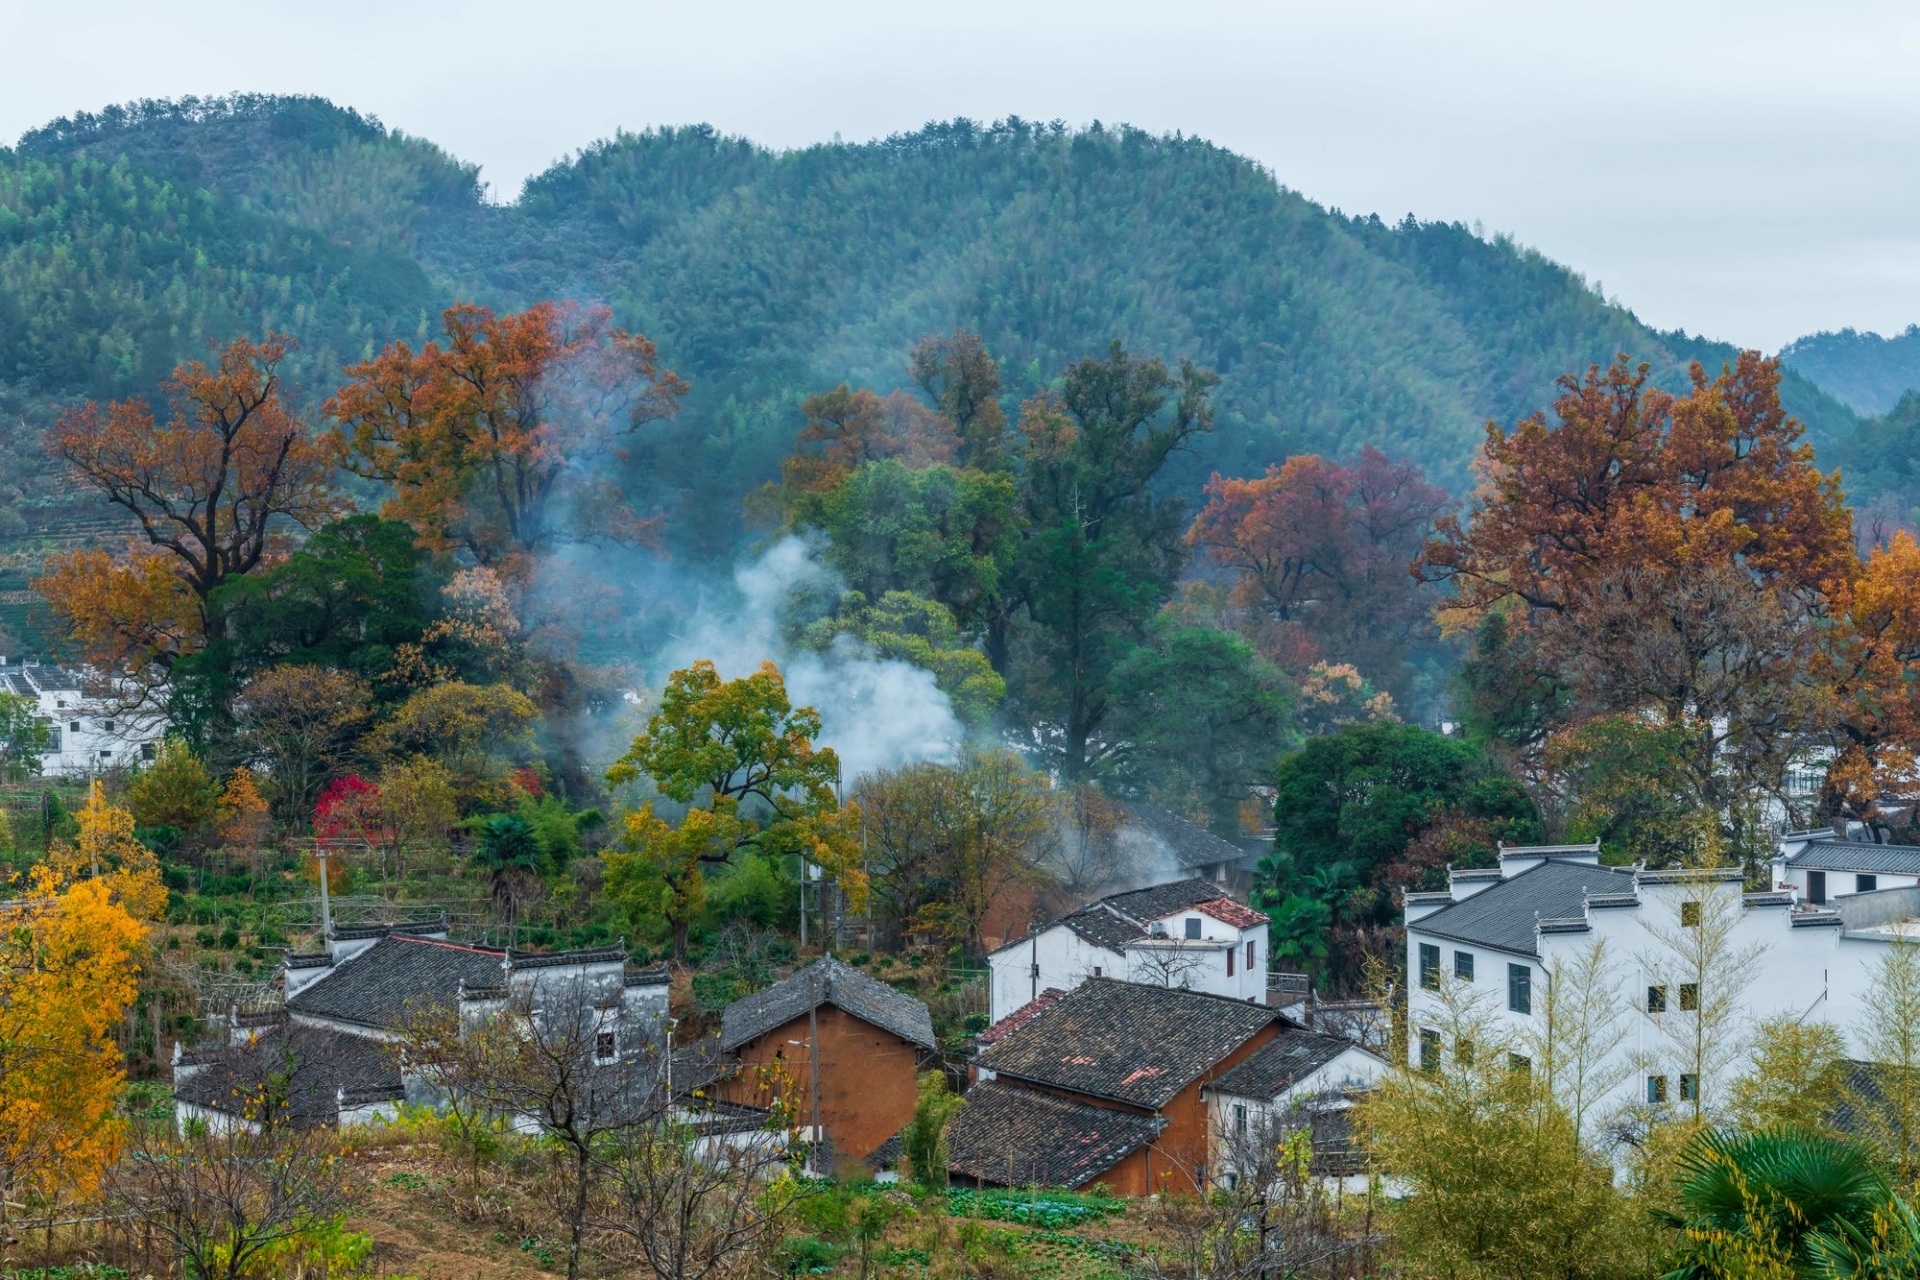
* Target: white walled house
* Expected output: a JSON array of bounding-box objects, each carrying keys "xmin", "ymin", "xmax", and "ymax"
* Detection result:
[
  {"xmin": 1404, "ymin": 842, "xmax": 1920, "ymax": 1149},
  {"xmin": 1772, "ymin": 831, "xmax": 1920, "ymax": 904},
  {"xmin": 987, "ymin": 878, "xmax": 1271, "ymax": 1023},
  {"xmin": 1204, "ymin": 1027, "xmax": 1389, "ymax": 1190},
  {"xmin": 0, "ymin": 658, "xmax": 167, "ymax": 775}
]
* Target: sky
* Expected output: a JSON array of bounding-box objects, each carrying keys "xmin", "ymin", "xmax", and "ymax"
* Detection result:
[{"xmin": 2, "ymin": 0, "xmax": 1916, "ymax": 352}]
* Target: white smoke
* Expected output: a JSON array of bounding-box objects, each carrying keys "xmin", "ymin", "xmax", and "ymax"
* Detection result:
[{"xmin": 658, "ymin": 536, "xmax": 963, "ymax": 782}]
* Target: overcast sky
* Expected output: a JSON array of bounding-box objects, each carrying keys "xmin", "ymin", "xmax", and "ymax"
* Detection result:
[{"xmin": 2, "ymin": 0, "xmax": 1915, "ymax": 351}]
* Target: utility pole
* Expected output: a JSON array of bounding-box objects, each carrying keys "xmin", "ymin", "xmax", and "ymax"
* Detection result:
[
  {"xmin": 808, "ymin": 969, "xmax": 823, "ymax": 1173},
  {"xmin": 314, "ymin": 843, "xmax": 334, "ymax": 940}
]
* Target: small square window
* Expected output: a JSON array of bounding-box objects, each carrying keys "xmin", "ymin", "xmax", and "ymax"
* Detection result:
[
  {"xmin": 1858, "ymin": 874, "xmax": 1879, "ymax": 894},
  {"xmin": 1091, "ymin": 966, "xmax": 1102, "ymax": 978},
  {"xmin": 1418, "ymin": 1028, "xmax": 1440, "ymax": 1072},
  {"xmin": 69, "ymin": 721, "xmax": 79, "ymax": 733},
  {"xmin": 1647, "ymin": 985, "xmax": 1667, "ymax": 1013},
  {"xmin": 595, "ymin": 1030, "xmax": 617, "ymax": 1062},
  {"xmin": 1680, "ymin": 1073, "xmax": 1699, "ymax": 1101},
  {"xmin": 1679, "ymin": 983, "xmax": 1698, "ymax": 1012},
  {"xmin": 1419, "ymin": 944, "xmax": 1440, "ymax": 991},
  {"xmin": 1454, "ymin": 951, "xmax": 1474, "ymax": 981},
  {"xmin": 1647, "ymin": 1075, "xmax": 1669, "ymax": 1104},
  {"xmin": 1185, "ymin": 917, "xmax": 1202, "ymax": 940},
  {"xmin": 1681, "ymin": 900, "xmax": 1702, "ymax": 928},
  {"xmin": 140, "ymin": 742, "xmax": 155, "ymax": 761},
  {"xmin": 1508, "ymin": 1053, "xmax": 1531, "ymax": 1075},
  {"xmin": 102, "ymin": 719, "xmax": 115, "ymax": 732}
]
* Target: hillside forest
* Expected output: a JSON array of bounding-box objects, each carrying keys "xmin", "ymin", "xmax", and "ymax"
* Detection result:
[{"xmin": 6, "ymin": 92, "xmax": 1920, "ymax": 1279}]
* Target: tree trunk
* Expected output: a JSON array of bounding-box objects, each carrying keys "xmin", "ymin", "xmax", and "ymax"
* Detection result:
[{"xmin": 568, "ymin": 1143, "xmax": 591, "ymax": 1280}]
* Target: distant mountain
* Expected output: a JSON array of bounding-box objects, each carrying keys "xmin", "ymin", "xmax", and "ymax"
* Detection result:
[
  {"xmin": 0, "ymin": 94, "xmax": 1865, "ymax": 563},
  {"xmin": 1779, "ymin": 326, "xmax": 1920, "ymax": 416}
]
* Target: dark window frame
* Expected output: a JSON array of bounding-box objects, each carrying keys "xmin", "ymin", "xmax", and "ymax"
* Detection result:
[
  {"xmin": 1454, "ymin": 950, "xmax": 1475, "ymax": 981},
  {"xmin": 1507, "ymin": 962, "xmax": 1532, "ymax": 1014},
  {"xmin": 1419, "ymin": 943, "xmax": 1440, "ymax": 991},
  {"xmin": 1647, "ymin": 985, "xmax": 1667, "ymax": 1013}
]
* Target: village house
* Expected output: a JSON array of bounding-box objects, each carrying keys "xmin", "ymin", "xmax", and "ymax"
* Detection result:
[
  {"xmin": 0, "ymin": 657, "xmax": 167, "ymax": 775},
  {"xmin": 957, "ymin": 977, "xmax": 1286, "ymax": 1193},
  {"xmin": 1773, "ymin": 828, "xmax": 1920, "ymax": 904},
  {"xmin": 176, "ymin": 919, "xmax": 672, "ymax": 1133},
  {"xmin": 1202, "ymin": 1027, "xmax": 1389, "ymax": 1190},
  {"xmin": 1116, "ymin": 801, "xmax": 1261, "ymax": 891},
  {"xmin": 1403, "ymin": 841, "xmax": 1920, "ymax": 1147},
  {"xmin": 714, "ymin": 956, "xmax": 936, "ymax": 1163},
  {"xmin": 986, "ymin": 878, "xmax": 1271, "ymax": 1023}
]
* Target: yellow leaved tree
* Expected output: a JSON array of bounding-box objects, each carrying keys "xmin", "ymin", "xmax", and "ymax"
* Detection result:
[
  {"xmin": 605, "ymin": 661, "xmax": 861, "ymax": 960},
  {"xmin": 2, "ymin": 784, "xmax": 158, "ymax": 1223}
]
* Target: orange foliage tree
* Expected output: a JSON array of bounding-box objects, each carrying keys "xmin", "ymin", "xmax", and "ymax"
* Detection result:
[
  {"xmin": 773, "ymin": 384, "xmax": 958, "ymax": 497},
  {"xmin": 1417, "ymin": 352, "xmax": 1857, "ymax": 854},
  {"xmin": 1188, "ymin": 446, "xmax": 1448, "ymax": 691},
  {"xmin": 38, "ymin": 336, "xmax": 342, "ymax": 670},
  {"xmin": 326, "ymin": 302, "xmax": 686, "ymax": 576},
  {"xmin": 1820, "ymin": 532, "xmax": 1920, "ymax": 836}
]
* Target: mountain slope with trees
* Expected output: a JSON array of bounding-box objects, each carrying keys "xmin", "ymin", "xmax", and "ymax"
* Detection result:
[
  {"xmin": 1781, "ymin": 324, "xmax": 1920, "ymax": 415},
  {"xmin": 0, "ymin": 94, "xmax": 1866, "ymax": 562}
]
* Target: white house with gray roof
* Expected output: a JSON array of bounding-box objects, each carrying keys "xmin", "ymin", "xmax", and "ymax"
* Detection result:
[
  {"xmin": 987, "ymin": 878, "xmax": 1271, "ymax": 1023},
  {"xmin": 1404, "ymin": 842, "xmax": 1920, "ymax": 1150},
  {"xmin": 1772, "ymin": 829, "xmax": 1920, "ymax": 904},
  {"xmin": 0, "ymin": 658, "xmax": 167, "ymax": 775}
]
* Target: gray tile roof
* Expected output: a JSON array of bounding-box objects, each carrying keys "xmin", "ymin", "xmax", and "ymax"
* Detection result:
[
  {"xmin": 1100, "ymin": 877, "xmax": 1231, "ymax": 924},
  {"xmin": 174, "ymin": 1023, "xmax": 401, "ymax": 1127},
  {"xmin": 1408, "ymin": 860, "xmax": 1639, "ymax": 956},
  {"xmin": 1120, "ymin": 802, "xmax": 1249, "ymax": 872},
  {"xmin": 1785, "ymin": 841, "xmax": 1920, "ymax": 876},
  {"xmin": 974, "ymin": 977, "xmax": 1280, "ymax": 1109},
  {"xmin": 289, "ymin": 934, "xmax": 507, "ymax": 1030},
  {"xmin": 1059, "ymin": 904, "xmax": 1144, "ymax": 953},
  {"xmin": 946, "ymin": 1080, "xmax": 1162, "ymax": 1188},
  {"xmin": 719, "ymin": 956, "xmax": 935, "ymax": 1052},
  {"xmin": 1206, "ymin": 1029, "xmax": 1358, "ymax": 1101}
]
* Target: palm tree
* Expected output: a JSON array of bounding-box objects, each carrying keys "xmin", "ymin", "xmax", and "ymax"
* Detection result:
[
  {"xmin": 473, "ymin": 812, "xmax": 543, "ymax": 936},
  {"xmin": 1808, "ymin": 1192, "xmax": 1920, "ymax": 1277},
  {"xmin": 1267, "ymin": 894, "xmax": 1332, "ymax": 979},
  {"xmin": 1660, "ymin": 1126, "xmax": 1888, "ymax": 1280}
]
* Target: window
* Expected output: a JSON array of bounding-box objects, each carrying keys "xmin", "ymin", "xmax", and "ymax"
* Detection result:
[
  {"xmin": 1246, "ymin": 939, "xmax": 1256, "ymax": 971},
  {"xmin": 1091, "ymin": 966, "xmax": 1103, "ymax": 978},
  {"xmin": 1808, "ymin": 870, "xmax": 1828, "ymax": 904},
  {"xmin": 1227, "ymin": 948, "xmax": 1235, "ymax": 978},
  {"xmin": 1223, "ymin": 1171, "xmax": 1239, "ymax": 1191},
  {"xmin": 1455, "ymin": 951, "xmax": 1475, "ymax": 981},
  {"xmin": 1507, "ymin": 962, "xmax": 1532, "ymax": 1014},
  {"xmin": 1233, "ymin": 1103, "xmax": 1247, "ymax": 1134},
  {"xmin": 1680, "ymin": 1073, "xmax": 1699, "ymax": 1101},
  {"xmin": 595, "ymin": 1030, "xmax": 617, "ymax": 1061},
  {"xmin": 1647, "ymin": 985, "xmax": 1668, "ymax": 1013},
  {"xmin": 1681, "ymin": 900, "xmax": 1702, "ymax": 928},
  {"xmin": 101, "ymin": 719, "xmax": 114, "ymax": 732},
  {"xmin": 1418, "ymin": 1028, "xmax": 1440, "ymax": 1072},
  {"xmin": 140, "ymin": 742, "xmax": 155, "ymax": 761},
  {"xmin": 1508, "ymin": 1053, "xmax": 1531, "ymax": 1075},
  {"xmin": 1185, "ymin": 917, "xmax": 1202, "ymax": 940},
  {"xmin": 1858, "ymin": 874, "xmax": 1879, "ymax": 894},
  {"xmin": 1647, "ymin": 1075, "xmax": 1669, "ymax": 1104},
  {"xmin": 99, "ymin": 749, "xmax": 111, "ymax": 758},
  {"xmin": 1420, "ymin": 944, "xmax": 1440, "ymax": 991},
  {"xmin": 1679, "ymin": 983, "xmax": 1699, "ymax": 1012},
  {"xmin": 55, "ymin": 699, "xmax": 66, "ymax": 709},
  {"xmin": 69, "ymin": 721, "xmax": 79, "ymax": 733}
]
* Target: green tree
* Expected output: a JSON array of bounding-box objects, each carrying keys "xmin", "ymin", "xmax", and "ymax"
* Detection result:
[
  {"xmin": 797, "ymin": 591, "xmax": 1004, "ymax": 728},
  {"xmin": 126, "ymin": 737, "xmax": 218, "ymax": 840},
  {"xmin": 1007, "ymin": 343, "xmax": 1217, "ymax": 778},
  {"xmin": 0, "ymin": 692, "xmax": 53, "ymax": 782},
  {"xmin": 901, "ymin": 1070, "xmax": 966, "ymax": 1188},
  {"xmin": 471, "ymin": 812, "xmax": 543, "ymax": 933},
  {"xmin": 1107, "ymin": 616, "xmax": 1293, "ymax": 832}
]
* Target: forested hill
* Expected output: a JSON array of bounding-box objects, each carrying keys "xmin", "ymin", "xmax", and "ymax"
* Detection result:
[
  {"xmin": 0, "ymin": 95, "xmax": 1864, "ymax": 557},
  {"xmin": 1780, "ymin": 325, "xmax": 1920, "ymax": 416}
]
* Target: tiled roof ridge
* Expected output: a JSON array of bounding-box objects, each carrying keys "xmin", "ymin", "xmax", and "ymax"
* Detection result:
[{"xmin": 390, "ymin": 934, "xmax": 505, "ymax": 957}]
